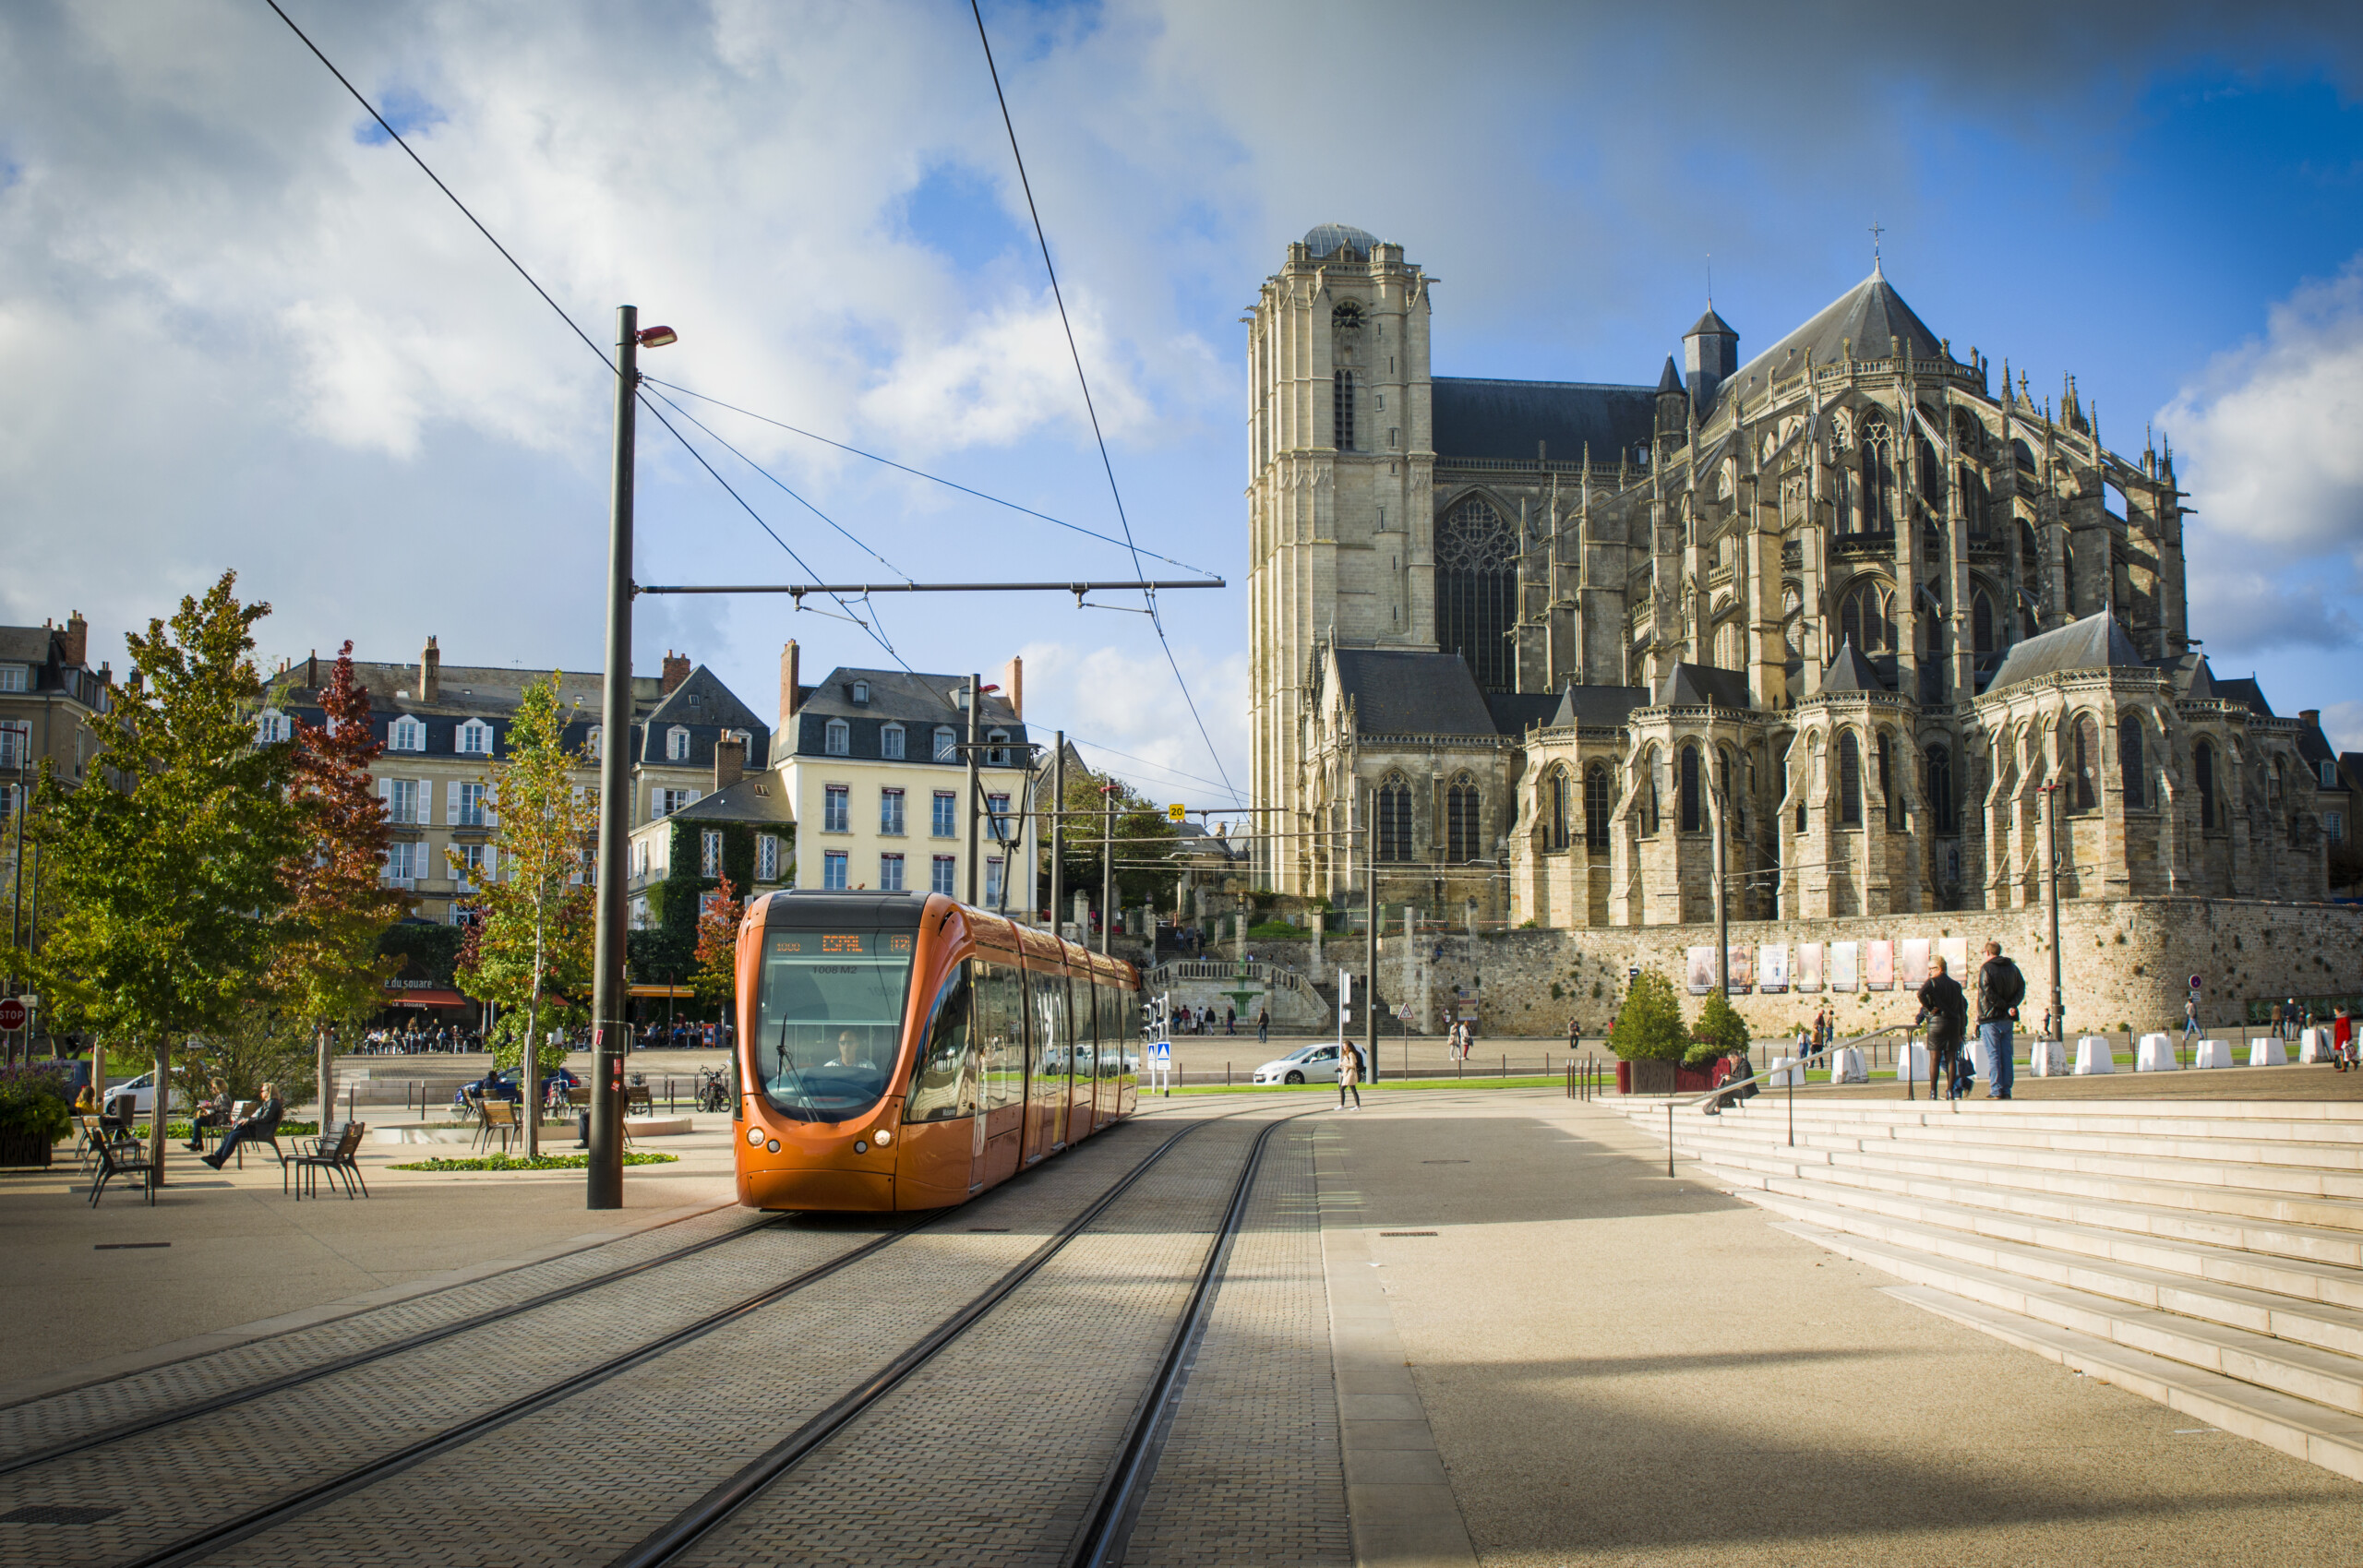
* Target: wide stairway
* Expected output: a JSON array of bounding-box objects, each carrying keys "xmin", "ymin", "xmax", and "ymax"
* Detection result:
[{"xmin": 1606, "ymin": 1094, "xmax": 2363, "ymax": 1481}]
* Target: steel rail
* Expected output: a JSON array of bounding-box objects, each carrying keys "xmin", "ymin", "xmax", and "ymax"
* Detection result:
[
  {"xmin": 609, "ymin": 1108, "xmax": 1308, "ymax": 1568},
  {"xmin": 0, "ymin": 1212, "xmax": 794, "ymax": 1475}
]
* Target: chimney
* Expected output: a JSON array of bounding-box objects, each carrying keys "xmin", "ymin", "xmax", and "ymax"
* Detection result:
[
  {"xmin": 661, "ymin": 650, "xmax": 692, "ymax": 695},
  {"xmin": 778, "ymin": 640, "xmax": 801, "ymax": 743},
  {"xmin": 1002, "ymin": 654, "xmax": 1024, "ymax": 721},
  {"xmin": 60, "ymin": 612, "xmax": 88, "ymax": 667},
  {"xmin": 419, "ymin": 636, "xmax": 441, "ymax": 702},
  {"xmin": 2301, "ymin": 709, "xmax": 2321, "ymax": 728},
  {"xmin": 714, "ymin": 735, "xmax": 745, "ymax": 792},
  {"xmin": 306, "ymin": 650, "xmax": 318, "ymax": 688}
]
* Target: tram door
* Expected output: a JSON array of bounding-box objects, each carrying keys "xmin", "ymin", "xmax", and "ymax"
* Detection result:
[
  {"xmin": 1066, "ymin": 969, "xmax": 1095, "ymax": 1143},
  {"xmin": 1024, "ymin": 965, "xmax": 1066, "ymax": 1163}
]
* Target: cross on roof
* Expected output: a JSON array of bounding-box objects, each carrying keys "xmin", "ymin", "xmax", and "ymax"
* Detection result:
[{"xmin": 1869, "ymin": 220, "xmax": 1885, "ymax": 273}]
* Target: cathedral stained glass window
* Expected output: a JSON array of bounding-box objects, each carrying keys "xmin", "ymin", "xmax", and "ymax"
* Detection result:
[
  {"xmin": 1840, "ymin": 731, "xmax": 1863, "ymax": 826},
  {"xmin": 1437, "ymin": 497, "xmax": 1517, "ymax": 692},
  {"xmin": 1840, "ymin": 582, "xmax": 1894, "ymax": 653},
  {"xmin": 2072, "ymin": 716, "xmax": 2100, "ymax": 811},
  {"xmin": 1584, "ymin": 763, "xmax": 1612, "ymax": 848},
  {"xmin": 2120, "ymin": 715, "xmax": 2146, "ymax": 809},
  {"xmin": 1679, "ymin": 745, "xmax": 1702, "ymax": 833},
  {"xmin": 1376, "ymin": 774, "xmax": 1412, "ymax": 862},
  {"xmin": 1446, "ymin": 776, "xmax": 1481, "ymax": 862},
  {"xmin": 1548, "ymin": 769, "xmax": 1571, "ymax": 851},
  {"xmin": 1334, "ymin": 370, "xmax": 1356, "ymax": 452}
]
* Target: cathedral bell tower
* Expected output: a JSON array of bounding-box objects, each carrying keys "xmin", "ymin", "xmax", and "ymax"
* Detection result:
[{"xmin": 1245, "ymin": 224, "xmax": 1434, "ymax": 893}]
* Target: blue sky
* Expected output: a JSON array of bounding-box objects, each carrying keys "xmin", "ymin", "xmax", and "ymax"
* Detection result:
[{"xmin": 5, "ymin": 0, "xmax": 2362, "ymax": 801}]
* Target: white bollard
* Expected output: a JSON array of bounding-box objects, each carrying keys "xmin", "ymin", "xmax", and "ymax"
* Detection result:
[
  {"xmin": 2072, "ymin": 1035, "xmax": 2117, "ymax": 1075},
  {"xmin": 1829, "ymin": 1047, "xmax": 1867, "ymax": 1084},
  {"xmin": 2135, "ymin": 1033, "xmax": 2179, "ymax": 1071},
  {"xmin": 2246, "ymin": 1036, "xmax": 2286, "ymax": 1069},
  {"xmin": 2028, "ymin": 1037, "xmax": 2068, "ymax": 1077},
  {"xmin": 1896, "ymin": 1040, "xmax": 1930, "ymax": 1084},
  {"xmin": 2298, "ymin": 1028, "xmax": 2332, "ymax": 1065},
  {"xmin": 1768, "ymin": 1055, "xmax": 1803, "ymax": 1088},
  {"xmin": 1966, "ymin": 1035, "xmax": 1993, "ymax": 1078},
  {"xmin": 2192, "ymin": 1038, "xmax": 2234, "ymax": 1070}
]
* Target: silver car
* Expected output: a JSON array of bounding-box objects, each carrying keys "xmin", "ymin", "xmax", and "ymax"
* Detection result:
[{"xmin": 1251, "ymin": 1043, "xmax": 1365, "ymax": 1085}]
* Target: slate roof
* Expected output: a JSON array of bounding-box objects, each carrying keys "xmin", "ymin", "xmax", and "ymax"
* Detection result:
[
  {"xmin": 1655, "ymin": 356, "xmax": 1684, "ymax": 395},
  {"xmin": 1484, "ymin": 692, "xmax": 1564, "ymax": 736},
  {"xmin": 1655, "ymin": 664, "xmax": 1753, "ymax": 708},
  {"xmin": 1984, "ymin": 611, "xmax": 2148, "ymax": 693},
  {"xmin": 638, "ymin": 665, "xmax": 772, "ymax": 767},
  {"xmin": 1712, "ymin": 270, "xmax": 1947, "ymax": 412},
  {"xmin": 0, "ymin": 627, "xmax": 53, "ymax": 664},
  {"xmin": 2210, "ymin": 676, "xmax": 2273, "ymax": 717},
  {"xmin": 1550, "ymin": 685, "xmax": 1651, "ymax": 728},
  {"xmin": 788, "ymin": 666, "xmax": 1025, "ymax": 763},
  {"xmin": 666, "ymin": 774, "xmax": 797, "ymax": 825},
  {"xmin": 1433, "ymin": 377, "xmax": 1659, "ymax": 463},
  {"xmin": 1686, "ymin": 306, "xmax": 1737, "ymax": 340},
  {"xmin": 1303, "ymin": 222, "xmax": 1378, "ymax": 259},
  {"xmin": 2296, "ymin": 720, "xmax": 2344, "ymax": 777},
  {"xmin": 1334, "ymin": 649, "xmax": 1498, "ymax": 736},
  {"xmin": 1819, "ymin": 638, "xmax": 1887, "ymax": 694}
]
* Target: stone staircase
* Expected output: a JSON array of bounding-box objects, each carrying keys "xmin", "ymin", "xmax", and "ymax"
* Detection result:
[{"xmin": 1605, "ymin": 1095, "xmax": 2363, "ymax": 1481}]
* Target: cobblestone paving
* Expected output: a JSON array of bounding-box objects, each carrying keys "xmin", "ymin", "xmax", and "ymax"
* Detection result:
[
  {"xmin": 0, "ymin": 1211, "xmax": 897, "ymax": 1568},
  {"xmin": 1121, "ymin": 1118, "xmax": 1350, "ymax": 1568},
  {"xmin": 148, "ymin": 1119, "xmax": 1221, "ymax": 1568},
  {"xmin": 0, "ymin": 1202, "xmax": 771, "ymax": 1462},
  {"xmin": 662, "ymin": 1112, "xmax": 1281, "ymax": 1568}
]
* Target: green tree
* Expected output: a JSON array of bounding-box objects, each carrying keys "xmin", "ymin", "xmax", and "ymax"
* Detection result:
[
  {"xmin": 1609, "ymin": 968, "xmax": 1689, "ymax": 1063},
  {"xmin": 1685, "ymin": 990, "xmax": 1752, "ymax": 1067},
  {"xmin": 273, "ymin": 642, "xmax": 409, "ymax": 1117},
  {"xmin": 30, "ymin": 572, "xmax": 304, "ymax": 1184},
  {"xmin": 452, "ymin": 674, "xmax": 592, "ymax": 1155},
  {"xmin": 1050, "ymin": 764, "xmax": 1180, "ymax": 927}
]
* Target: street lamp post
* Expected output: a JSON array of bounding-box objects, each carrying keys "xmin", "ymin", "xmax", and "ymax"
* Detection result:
[{"xmin": 2041, "ymin": 780, "xmax": 2065, "ymax": 1043}]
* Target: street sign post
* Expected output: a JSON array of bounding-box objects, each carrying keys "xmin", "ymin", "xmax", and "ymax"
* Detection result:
[{"xmin": 1148, "ymin": 1037, "xmax": 1172, "ymax": 1095}]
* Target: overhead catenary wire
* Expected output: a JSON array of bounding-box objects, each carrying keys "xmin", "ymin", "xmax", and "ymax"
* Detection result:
[
  {"xmin": 642, "ymin": 377, "xmax": 1222, "ymax": 580},
  {"xmin": 968, "ymin": 0, "xmax": 1239, "ymax": 807}
]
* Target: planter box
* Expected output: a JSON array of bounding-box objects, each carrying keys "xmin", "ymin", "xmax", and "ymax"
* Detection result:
[
  {"xmin": 0, "ymin": 1129, "xmax": 54, "ymax": 1168},
  {"xmin": 1625, "ymin": 1059, "xmax": 1677, "ymax": 1095}
]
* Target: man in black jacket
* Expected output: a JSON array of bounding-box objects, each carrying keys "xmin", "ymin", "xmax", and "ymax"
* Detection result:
[
  {"xmin": 1916, "ymin": 959, "xmax": 1969, "ymax": 1100},
  {"xmin": 202, "ymin": 1085, "xmax": 285, "ymax": 1169},
  {"xmin": 1976, "ymin": 942, "xmax": 2027, "ymax": 1100}
]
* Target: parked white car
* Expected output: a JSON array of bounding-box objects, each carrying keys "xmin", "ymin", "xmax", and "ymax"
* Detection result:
[
  {"xmin": 1251, "ymin": 1043, "xmax": 1366, "ymax": 1085},
  {"xmin": 102, "ymin": 1071, "xmax": 189, "ymax": 1118}
]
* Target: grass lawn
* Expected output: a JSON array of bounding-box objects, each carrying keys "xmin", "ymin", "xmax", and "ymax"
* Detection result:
[{"xmin": 1167, "ymin": 1075, "xmax": 1565, "ymax": 1095}]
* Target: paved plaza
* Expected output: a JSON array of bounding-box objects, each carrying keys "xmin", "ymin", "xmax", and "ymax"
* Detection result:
[{"xmin": 4, "ymin": 1084, "xmax": 2356, "ymax": 1564}]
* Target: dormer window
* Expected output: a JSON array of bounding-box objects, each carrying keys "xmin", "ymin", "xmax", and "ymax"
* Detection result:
[
  {"xmin": 666, "ymin": 725, "xmax": 690, "ymax": 761},
  {"xmin": 933, "ymin": 725, "xmax": 957, "ymax": 762},
  {"xmin": 255, "ymin": 709, "xmax": 289, "ymax": 744},
  {"xmin": 587, "ymin": 725, "xmax": 603, "ymax": 760},
  {"xmin": 851, "ymin": 680, "xmax": 870, "ymax": 705},
  {"xmin": 390, "ymin": 716, "xmax": 425, "ymax": 752},
  {"xmin": 457, "ymin": 719, "xmax": 493, "ymax": 756},
  {"xmin": 825, "ymin": 718, "xmax": 850, "ymax": 757},
  {"xmin": 881, "ymin": 723, "xmax": 905, "ymax": 760},
  {"xmin": 987, "ymin": 728, "xmax": 1010, "ymax": 767}
]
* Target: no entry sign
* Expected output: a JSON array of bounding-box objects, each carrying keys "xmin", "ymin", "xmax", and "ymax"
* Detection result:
[{"xmin": 0, "ymin": 999, "xmax": 25, "ymax": 1031}]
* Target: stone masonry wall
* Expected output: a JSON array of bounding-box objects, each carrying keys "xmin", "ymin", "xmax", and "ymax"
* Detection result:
[{"xmin": 1244, "ymin": 901, "xmax": 2363, "ymax": 1041}]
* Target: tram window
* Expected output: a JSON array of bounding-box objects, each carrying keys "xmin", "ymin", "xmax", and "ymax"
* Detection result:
[
  {"xmin": 753, "ymin": 928, "xmax": 916, "ymax": 1121},
  {"xmin": 905, "ymin": 964, "xmax": 977, "ymax": 1123},
  {"xmin": 1031, "ymin": 971, "xmax": 1071, "ymax": 1085},
  {"xmin": 972, "ymin": 959, "xmax": 1028, "ymax": 1112},
  {"xmin": 1070, "ymin": 972, "xmax": 1096, "ymax": 1083}
]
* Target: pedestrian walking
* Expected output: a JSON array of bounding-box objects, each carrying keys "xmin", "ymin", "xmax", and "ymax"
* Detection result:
[
  {"xmin": 1975, "ymin": 940, "xmax": 2026, "ymax": 1100},
  {"xmin": 2183, "ymin": 997, "xmax": 2201, "ymax": 1050},
  {"xmin": 1256, "ymin": 1008, "xmax": 1269, "ymax": 1045},
  {"xmin": 2272, "ymin": 1000, "xmax": 2288, "ymax": 1040},
  {"xmin": 1917, "ymin": 956, "xmax": 1969, "ymax": 1100},
  {"xmin": 1337, "ymin": 1039, "xmax": 1361, "ymax": 1109},
  {"xmin": 1225, "ymin": 1004, "xmax": 1236, "ymax": 1035},
  {"xmin": 1566, "ymin": 1015, "xmax": 1580, "ymax": 1052}
]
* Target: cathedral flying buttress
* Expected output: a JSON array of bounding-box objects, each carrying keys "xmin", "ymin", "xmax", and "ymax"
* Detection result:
[{"xmin": 1246, "ymin": 225, "xmax": 2341, "ymax": 930}]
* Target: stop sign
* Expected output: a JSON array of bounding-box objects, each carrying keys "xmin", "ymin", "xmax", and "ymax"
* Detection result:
[{"xmin": 0, "ymin": 999, "xmax": 25, "ymax": 1031}]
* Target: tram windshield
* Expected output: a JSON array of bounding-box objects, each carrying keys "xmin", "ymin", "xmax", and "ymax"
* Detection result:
[{"xmin": 753, "ymin": 928, "xmax": 915, "ymax": 1121}]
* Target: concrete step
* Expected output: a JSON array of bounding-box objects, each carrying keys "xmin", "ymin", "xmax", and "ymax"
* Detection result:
[
  {"xmin": 1754, "ymin": 1190, "xmax": 2363, "ymax": 1360},
  {"xmin": 1776, "ymin": 1223, "xmax": 2363, "ymax": 1420},
  {"xmin": 1877, "ymin": 1285, "xmax": 2363, "ymax": 1483},
  {"xmin": 1743, "ymin": 1173, "xmax": 2363, "ymax": 1313},
  {"xmin": 1718, "ymin": 1112, "xmax": 2363, "ymax": 1174},
  {"xmin": 1609, "ymin": 1096, "xmax": 2363, "ymax": 1145}
]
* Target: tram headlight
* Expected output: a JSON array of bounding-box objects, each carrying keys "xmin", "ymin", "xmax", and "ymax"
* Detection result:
[
  {"xmin": 746, "ymin": 1127, "xmax": 763, "ymax": 1146},
  {"xmin": 873, "ymin": 1129, "xmax": 893, "ymax": 1146},
  {"xmin": 766, "ymin": 1139, "xmax": 781, "ymax": 1153}
]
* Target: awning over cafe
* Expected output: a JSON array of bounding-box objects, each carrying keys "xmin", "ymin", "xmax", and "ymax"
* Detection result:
[
  {"xmin": 628, "ymin": 984, "xmax": 697, "ymax": 999},
  {"xmin": 385, "ymin": 987, "xmax": 468, "ymax": 1008}
]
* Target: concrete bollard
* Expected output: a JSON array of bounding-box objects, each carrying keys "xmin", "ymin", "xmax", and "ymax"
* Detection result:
[
  {"xmin": 2027, "ymin": 1037, "xmax": 2068, "ymax": 1076},
  {"xmin": 2192, "ymin": 1038, "xmax": 2235, "ymax": 1069},
  {"xmin": 1896, "ymin": 1040, "xmax": 1930, "ymax": 1084},
  {"xmin": 1829, "ymin": 1047, "xmax": 1867, "ymax": 1084},
  {"xmin": 2245, "ymin": 1037, "xmax": 2285, "ymax": 1068},
  {"xmin": 2072, "ymin": 1035, "xmax": 2117, "ymax": 1074},
  {"xmin": 2298, "ymin": 1028, "xmax": 2332, "ymax": 1064},
  {"xmin": 2135, "ymin": 1033, "xmax": 2180, "ymax": 1071}
]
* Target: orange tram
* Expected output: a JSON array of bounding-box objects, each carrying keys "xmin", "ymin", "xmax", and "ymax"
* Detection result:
[{"xmin": 732, "ymin": 889, "xmax": 1142, "ymax": 1212}]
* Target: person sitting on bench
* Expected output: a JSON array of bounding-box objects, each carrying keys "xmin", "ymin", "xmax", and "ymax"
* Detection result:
[{"xmin": 202, "ymin": 1084, "xmax": 284, "ymax": 1169}]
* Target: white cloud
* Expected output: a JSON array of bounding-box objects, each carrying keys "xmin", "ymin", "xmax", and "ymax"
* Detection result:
[
  {"xmin": 2183, "ymin": 564, "xmax": 2358, "ymax": 653},
  {"xmin": 2320, "ymin": 700, "xmax": 2363, "ymax": 757},
  {"xmin": 1014, "ymin": 637, "xmax": 1247, "ymax": 804},
  {"xmin": 2162, "ymin": 257, "xmax": 2363, "ymax": 565}
]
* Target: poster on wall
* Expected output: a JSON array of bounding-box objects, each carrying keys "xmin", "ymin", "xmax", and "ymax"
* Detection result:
[
  {"xmin": 1898, "ymin": 938, "xmax": 1931, "ymax": 989},
  {"xmin": 1865, "ymin": 940, "xmax": 1895, "ymax": 991},
  {"xmin": 1937, "ymin": 936, "xmax": 1970, "ymax": 977},
  {"xmin": 1758, "ymin": 944, "xmax": 1790, "ymax": 993},
  {"xmin": 1727, "ymin": 943, "xmax": 1755, "ymax": 992},
  {"xmin": 1795, "ymin": 942, "xmax": 1824, "ymax": 993},
  {"xmin": 1829, "ymin": 941, "xmax": 1859, "ymax": 992},
  {"xmin": 1686, "ymin": 945, "xmax": 1717, "ymax": 995}
]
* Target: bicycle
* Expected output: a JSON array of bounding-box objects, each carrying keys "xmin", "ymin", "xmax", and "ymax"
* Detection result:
[{"xmin": 696, "ymin": 1067, "xmax": 731, "ymax": 1113}]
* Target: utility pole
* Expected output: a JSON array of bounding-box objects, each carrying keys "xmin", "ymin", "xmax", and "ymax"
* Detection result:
[
  {"xmin": 1049, "ymin": 731, "xmax": 1064, "ymax": 936},
  {"xmin": 586, "ymin": 305, "xmax": 640, "ymax": 1211},
  {"xmin": 1100, "ymin": 784, "xmax": 1114, "ymax": 955},
  {"xmin": 1364, "ymin": 788, "xmax": 1379, "ymax": 1082},
  {"xmin": 2042, "ymin": 780, "xmax": 2065, "ymax": 1041},
  {"xmin": 965, "ymin": 674, "xmax": 982, "ymax": 906},
  {"xmin": 1712, "ymin": 781, "xmax": 1730, "ymax": 998}
]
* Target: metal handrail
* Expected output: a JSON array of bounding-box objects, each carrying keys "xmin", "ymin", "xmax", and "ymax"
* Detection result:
[{"xmin": 1649, "ymin": 1024, "xmax": 1921, "ymax": 1177}]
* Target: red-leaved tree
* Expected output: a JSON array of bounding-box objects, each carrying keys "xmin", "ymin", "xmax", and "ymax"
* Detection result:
[{"xmin": 690, "ymin": 875, "xmax": 744, "ymax": 1029}]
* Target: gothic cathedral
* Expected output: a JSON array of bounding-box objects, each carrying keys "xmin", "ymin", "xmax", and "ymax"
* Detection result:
[{"xmin": 1245, "ymin": 223, "xmax": 2342, "ymax": 928}]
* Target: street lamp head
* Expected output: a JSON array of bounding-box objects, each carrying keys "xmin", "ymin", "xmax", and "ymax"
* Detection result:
[{"xmin": 635, "ymin": 325, "xmax": 678, "ymax": 349}]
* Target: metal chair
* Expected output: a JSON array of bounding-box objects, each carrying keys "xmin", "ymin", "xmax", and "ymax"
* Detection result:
[
  {"xmin": 475, "ymin": 1100, "xmax": 519, "ymax": 1156},
  {"xmin": 286, "ymin": 1122, "xmax": 369, "ymax": 1199},
  {"xmin": 88, "ymin": 1132, "xmax": 155, "ymax": 1206}
]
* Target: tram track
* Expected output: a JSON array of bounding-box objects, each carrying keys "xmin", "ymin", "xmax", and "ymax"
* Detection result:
[{"xmin": 9, "ymin": 1111, "xmax": 1231, "ymax": 1568}]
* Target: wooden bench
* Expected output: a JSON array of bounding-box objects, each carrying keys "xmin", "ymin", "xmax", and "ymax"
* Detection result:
[
  {"xmin": 89, "ymin": 1132, "xmax": 154, "ymax": 1206},
  {"xmin": 286, "ymin": 1122, "xmax": 369, "ymax": 1200},
  {"xmin": 475, "ymin": 1100, "xmax": 519, "ymax": 1156}
]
